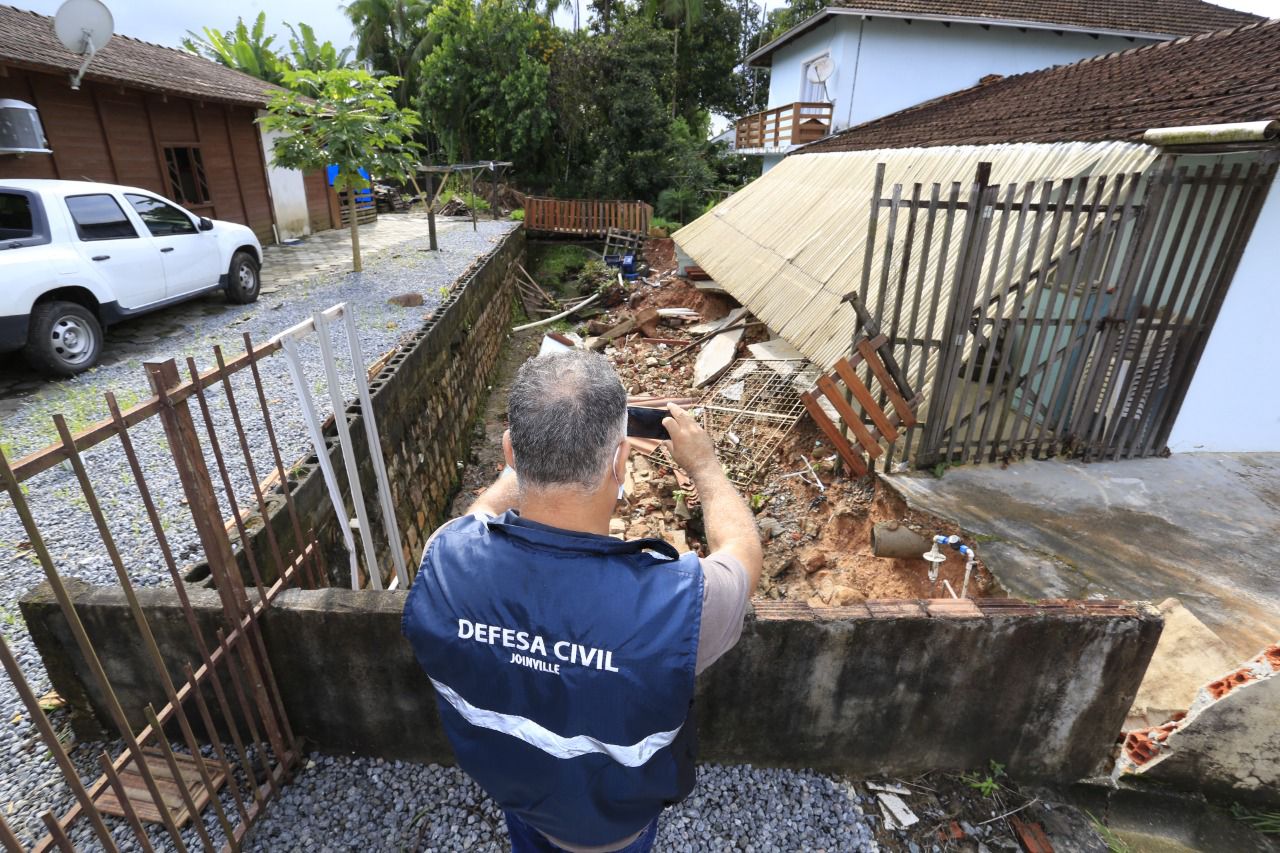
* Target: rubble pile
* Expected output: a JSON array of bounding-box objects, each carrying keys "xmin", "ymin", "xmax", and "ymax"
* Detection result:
[{"xmin": 520, "ymin": 237, "xmax": 997, "ymax": 603}]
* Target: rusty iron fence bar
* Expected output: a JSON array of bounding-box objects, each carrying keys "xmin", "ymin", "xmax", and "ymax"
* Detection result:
[{"xmin": 0, "ymin": 327, "xmax": 328, "ymax": 849}]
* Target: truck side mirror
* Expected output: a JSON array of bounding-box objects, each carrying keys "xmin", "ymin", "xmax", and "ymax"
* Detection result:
[{"xmin": 198, "ymin": 217, "xmax": 214, "ymax": 231}]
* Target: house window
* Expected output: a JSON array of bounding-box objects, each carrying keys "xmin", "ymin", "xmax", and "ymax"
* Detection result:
[
  {"xmin": 65, "ymin": 194, "xmax": 138, "ymax": 241},
  {"xmin": 163, "ymin": 146, "xmax": 211, "ymax": 206},
  {"xmin": 801, "ymin": 54, "xmax": 831, "ymax": 103}
]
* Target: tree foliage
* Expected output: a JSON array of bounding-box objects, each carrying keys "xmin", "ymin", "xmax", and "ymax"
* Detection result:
[
  {"xmin": 183, "ymin": 12, "xmax": 354, "ymax": 85},
  {"xmin": 342, "ymin": 0, "xmax": 436, "ymax": 108},
  {"xmin": 261, "ymin": 70, "xmax": 422, "ymax": 269},
  {"xmin": 417, "ymin": 0, "xmax": 558, "ymax": 170},
  {"xmin": 183, "ymin": 13, "xmax": 286, "ymax": 84}
]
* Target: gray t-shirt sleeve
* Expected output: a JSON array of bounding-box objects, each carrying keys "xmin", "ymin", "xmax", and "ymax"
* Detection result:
[{"xmin": 695, "ymin": 552, "xmax": 750, "ymax": 675}]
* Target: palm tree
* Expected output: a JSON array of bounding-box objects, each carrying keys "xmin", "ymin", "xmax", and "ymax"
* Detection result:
[
  {"xmin": 285, "ymin": 22, "xmax": 356, "ymax": 72},
  {"xmin": 343, "ymin": 0, "xmax": 435, "ymax": 108},
  {"xmin": 182, "ymin": 13, "xmax": 285, "ymax": 84}
]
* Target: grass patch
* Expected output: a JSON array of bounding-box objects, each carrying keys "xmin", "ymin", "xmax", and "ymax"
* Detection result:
[{"xmin": 528, "ymin": 244, "xmax": 595, "ymax": 295}]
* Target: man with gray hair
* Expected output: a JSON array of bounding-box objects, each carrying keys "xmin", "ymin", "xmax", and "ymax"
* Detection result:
[{"xmin": 404, "ymin": 350, "xmax": 762, "ymax": 853}]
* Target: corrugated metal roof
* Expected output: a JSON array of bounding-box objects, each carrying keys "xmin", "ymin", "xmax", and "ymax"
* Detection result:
[{"xmin": 672, "ymin": 142, "xmax": 1158, "ymax": 416}]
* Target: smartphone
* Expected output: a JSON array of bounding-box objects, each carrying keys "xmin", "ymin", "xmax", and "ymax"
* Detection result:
[{"xmin": 626, "ymin": 406, "xmax": 670, "ymax": 440}]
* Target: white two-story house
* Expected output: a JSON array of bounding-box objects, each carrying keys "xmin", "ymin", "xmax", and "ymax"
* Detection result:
[{"xmin": 737, "ymin": 0, "xmax": 1258, "ymax": 172}]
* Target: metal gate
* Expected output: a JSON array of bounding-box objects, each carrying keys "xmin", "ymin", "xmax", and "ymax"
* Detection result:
[
  {"xmin": 850, "ymin": 153, "xmax": 1277, "ymax": 470},
  {"xmin": 0, "ymin": 333, "xmax": 324, "ymax": 850}
]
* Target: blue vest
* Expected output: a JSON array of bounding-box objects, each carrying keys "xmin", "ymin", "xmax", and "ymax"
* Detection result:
[{"xmin": 402, "ymin": 511, "xmax": 705, "ymax": 847}]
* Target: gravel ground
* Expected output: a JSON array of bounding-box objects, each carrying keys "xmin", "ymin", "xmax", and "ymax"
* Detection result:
[
  {"xmin": 0, "ymin": 220, "xmax": 885, "ymax": 851},
  {"xmin": 0, "ymin": 221, "xmax": 516, "ymax": 848},
  {"xmin": 247, "ymin": 758, "xmax": 880, "ymax": 852}
]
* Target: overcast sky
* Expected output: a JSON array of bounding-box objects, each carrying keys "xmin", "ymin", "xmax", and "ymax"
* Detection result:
[{"xmin": 12, "ymin": 0, "xmax": 1280, "ymax": 53}]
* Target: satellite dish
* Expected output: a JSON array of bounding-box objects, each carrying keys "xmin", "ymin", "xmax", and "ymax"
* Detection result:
[
  {"xmin": 53, "ymin": 0, "xmax": 114, "ymax": 91},
  {"xmin": 806, "ymin": 55, "xmax": 835, "ymax": 84}
]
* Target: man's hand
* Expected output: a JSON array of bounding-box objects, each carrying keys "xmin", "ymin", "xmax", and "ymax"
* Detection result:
[
  {"xmin": 662, "ymin": 403, "xmax": 762, "ymax": 591},
  {"xmin": 662, "ymin": 403, "xmax": 720, "ymax": 479}
]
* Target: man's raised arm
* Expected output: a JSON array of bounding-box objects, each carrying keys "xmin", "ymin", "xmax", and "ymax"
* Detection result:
[{"xmin": 662, "ymin": 403, "xmax": 763, "ymax": 591}]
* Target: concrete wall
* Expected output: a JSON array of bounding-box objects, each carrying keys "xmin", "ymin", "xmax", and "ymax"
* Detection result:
[
  {"xmin": 766, "ymin": 16, "xmax": 1147, "ymax": 134},
  {"xmin": 1167, "ymin": 171, "xmax": 1280, "ymax": 453},
  {"xmin": 258, "ymin": 124, "xmax": 311, "ymax": 242},
  {"xmin": 21, "ymin": 584, "xmax": 1162, "ymax": 781}
]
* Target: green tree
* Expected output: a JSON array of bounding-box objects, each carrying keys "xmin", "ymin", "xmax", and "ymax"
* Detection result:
[
  {"xmin": 261, "ymin": 69, "xmax": 422, "ymax": 271},
  {"xmin": 285, "ymin": 23, "xmax": 356, "ymax": 72},
  {"xmin": 417, "ymin": 0, "xmax": 558, "ymax": 174},
  {"xmin": 761, "ymin": 0, "xmax": 825, "ymax": 43},
  {"xmin": 343, "ymin": 0, "xmax": 435, "ymax": 108},
  {"xmin": 182, "ymin": 12, "xmax": 285, "ymax": 84}
]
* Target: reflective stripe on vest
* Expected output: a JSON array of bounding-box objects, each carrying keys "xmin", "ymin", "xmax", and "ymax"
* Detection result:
[{"xmin": 428, "ymin": 676, "xmax": 684, "ymax": 767}]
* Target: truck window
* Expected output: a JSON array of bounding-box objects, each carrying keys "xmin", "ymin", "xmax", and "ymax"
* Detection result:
[
  {"xmin": 125, "ymin": 193, "xmax": 198, "ymax": 237},
  {"xmin": 65, "ymin": 194, "xmax": 138, "ymax": 241},
  {"xmin": 0, "ymin": 191, "xmax": 50, "ymax": 249},
  {"xmin": 0, "ymin": 192, "xmax": 33, "ymax": 240}
]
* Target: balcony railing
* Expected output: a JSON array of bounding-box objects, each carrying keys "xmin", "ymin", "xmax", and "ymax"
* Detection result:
[{"xmin": 734, "ymin": 102, "xmax": 833, "ymax": 151}]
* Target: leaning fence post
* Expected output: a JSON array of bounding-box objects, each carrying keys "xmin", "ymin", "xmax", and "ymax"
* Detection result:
[{"xmin": 144, "ymin": 359, "xmax": 290, "ymax": 765}]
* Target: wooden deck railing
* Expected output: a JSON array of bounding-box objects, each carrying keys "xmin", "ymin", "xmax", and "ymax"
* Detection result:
[
  {"xmin": 524, "ymin": 197, "xmax": 654, "ymax": 236},
  {"xmin": 735, "ymin": 102, "xmax": 833, "ymax": 150}
]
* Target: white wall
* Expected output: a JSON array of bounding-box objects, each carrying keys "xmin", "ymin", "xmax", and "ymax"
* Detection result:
[
  {"xmin": 1167, "ymin": 172, "xmax": 1280, "ymax": 453},
  {"xmin": 258, "ymin": 123, "xmax": 311, "ymax": 242},
  {"xmin": 765, "ymin": 16, "xmax": 1147, "ymax": 134}
]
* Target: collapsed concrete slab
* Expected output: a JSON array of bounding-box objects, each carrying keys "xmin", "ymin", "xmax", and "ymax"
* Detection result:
[
  {"xmin": 1125, "ymin": 598, "xmax": 1238, "ymax": 731},
  {"xmin": 1122, "ymin": 644, "xmax": 1280, "ymax": 805}
]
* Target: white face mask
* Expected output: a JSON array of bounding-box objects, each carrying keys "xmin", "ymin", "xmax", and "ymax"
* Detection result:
[{"xmin": 613, "ymin": 446, "xmax": 625, "ymax": 501}]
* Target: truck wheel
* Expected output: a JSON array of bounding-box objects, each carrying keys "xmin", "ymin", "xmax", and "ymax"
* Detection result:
[
  {"xmin": 226, "ymin": 251, "xmax": 261, "ymax": 304},
  {"xmin": 24, "ymin": 301, "xmax": 102, "ymax": 377}
]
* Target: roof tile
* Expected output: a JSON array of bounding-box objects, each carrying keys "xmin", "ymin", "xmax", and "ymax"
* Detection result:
[
  {"xmin": 0, "ymin": 4, "xmax": 281, "ymax": 107},
  {"xmin": 802, "ymin": 19, "xmax": 1280, "ymax": 152},
  {"xmin": 826, "ymin": 0, "xmax": 1260, "ymax": 38}
]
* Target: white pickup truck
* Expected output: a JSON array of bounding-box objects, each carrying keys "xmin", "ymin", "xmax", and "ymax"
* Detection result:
[{"xmin": 0, "ymin": 179, "xmax": 263, "ymax": 376}]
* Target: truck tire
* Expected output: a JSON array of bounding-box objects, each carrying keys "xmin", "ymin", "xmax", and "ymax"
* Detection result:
[
  {"xmin": 24, "ymin": 301, "xmax": 102, "ymax": 377},
  {"xmin": 226, "ymin": 251, "xmax": 261, "ymax": 304}
]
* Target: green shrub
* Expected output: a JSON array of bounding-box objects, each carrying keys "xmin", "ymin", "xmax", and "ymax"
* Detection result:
[
  {"xmin": 453, "ymin": 191, "xmax": 490, "ymax": 211},
  {"xmin": 510, "ymin": 208, "xmax": 525, "ymax": 221},
  {"xmin": 650, "ymin": 216, "xmax": 681, "ymax": 232},
  {"xmin": 656, "ymin": 187, "xmax": 701, "ymax": 224}
]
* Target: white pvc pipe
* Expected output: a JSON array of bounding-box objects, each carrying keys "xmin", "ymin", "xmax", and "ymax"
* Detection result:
[
  {"xmin": 273, "ymin": 303, "xmax": 346, "ymax": 345},
  {"xmin": 314, "ymin": 309, "xmax": 384, "ymax": 590},
  {"xmin": 511, "ymin": 292, "xmax": 602, "ymax": 333},
  {"xmin": 343, "ymin": 308, "xmax": 410, "ymax": 587},
  {"xmin": 279, "ymin": 335, "xmax": 362, "ymax": 589}
]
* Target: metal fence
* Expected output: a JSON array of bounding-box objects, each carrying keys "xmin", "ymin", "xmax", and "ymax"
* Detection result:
[
  {"xmin": 0, "ymin": 332, "xmax": 324, "ymax": 850},
  {"xmin": 847, "ymin": 152, "xmax": 1277, "ymax": 470}
]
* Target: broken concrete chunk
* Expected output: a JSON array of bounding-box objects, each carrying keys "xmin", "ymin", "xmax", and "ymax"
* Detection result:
[
  {"xmin": 608, "ymin": 518, "xmax": 626, "ymax": 537},
  {"xmin": 876, "ymin": 792, "xmax": 919, "ymax": 830},
  {"xmin": 693, "ymin": 323, "xmax": 747, "ymax": 388},
  {"xmin": 663, "ymin": 529, "xmax": 689, "ymax": 553},
  {"xmin": 756, "ymin": 516, "xmax": 784, "ymax": 541},
  {"xmin": 747, "ymin": 338, "xmax": 806, "ymax": 364}
]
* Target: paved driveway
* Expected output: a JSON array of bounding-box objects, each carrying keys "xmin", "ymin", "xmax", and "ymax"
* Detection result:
[{"xmin": 0, "ymin": 214, "xmax": 469, "ymax": 417}]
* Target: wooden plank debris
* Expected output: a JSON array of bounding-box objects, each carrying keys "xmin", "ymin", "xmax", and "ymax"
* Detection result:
[{"xmin": 94, "ymin": 749, "xmax": 226, "ymax": 827}]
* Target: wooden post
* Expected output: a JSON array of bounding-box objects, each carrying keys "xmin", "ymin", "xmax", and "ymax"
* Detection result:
[
  {"xmin": 491, "ymin": 164, "xmax": 501, "ymax": 221},
  {"xmin": 426, "ymin": 170, "xmax": 438, "ymax": 251}
]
